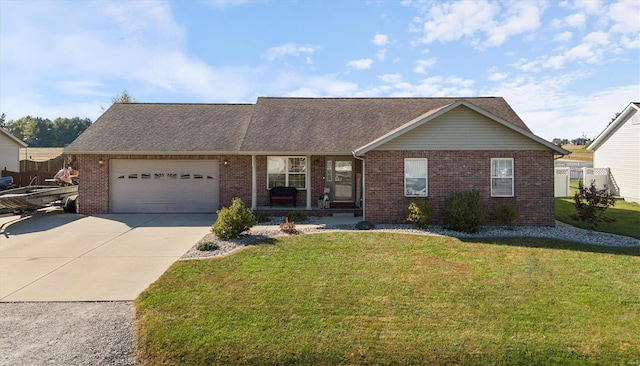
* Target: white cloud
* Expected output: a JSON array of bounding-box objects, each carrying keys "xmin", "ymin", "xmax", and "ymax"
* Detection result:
[
  {"xmin": 554, "ymin": 31, "xmax": 573, "ymax": 42},
  {"xmin": 564, "ymin": 12, "xmax": 586, "ymax": 28},
  {"xmin": 262, "ymin": 43, "xmax": 322, "ymax": 61},
  {"xmin": 346, "ymin": 58, "xmax": 374, "ymax": 70},
  {"xmin": 411, "ymin": 1, "xmax": 544, "ymax": 49},
  {"xmin": 413, "ymin": 58, "xmax": 436, "ymax": 74},
  {"xmin": 484, "ymin": 2, "xmax": 545, "ymax": 47},
  {"xmin": 372, "ymin": 33, "xmax": 389, "ymax": 46},
  {"xmin": 285, "ymin": 75, "xmax": 359, "ymax": 97},
  {"xmin": 488, "ymin": 72, "xmax": 508, "ymax": 82},
  {"xmin": 571, "ymin": 0, "xmax": 604, "ymax": 15},
  {"xmin": 376, "ymin": 49, "xmax": 388, "ymax": 61},
  {"xmin": 609, "ymin": 0, "xmax": 640, "ymax": 34},
  {"xmin": 379, "ymin": 73, "xmax": 402, "ymax": 83}
]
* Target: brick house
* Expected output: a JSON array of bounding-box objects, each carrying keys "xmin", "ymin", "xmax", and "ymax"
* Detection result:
[{"xmin": 65, "ymin": 97, "xmax": 569, "ymax": 225}]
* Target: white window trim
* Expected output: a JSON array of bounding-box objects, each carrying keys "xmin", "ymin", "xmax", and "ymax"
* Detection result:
[
  {"xmin": 404, "ymin": 158, "xmax": 428, "ymax": 197},
  {"xmin": 267, "ymin": 156, "xmax": 307, "ymax": 190},
  {"xmin": 491, "ymin": 158, "xmax": 514, "ymax": 197}
]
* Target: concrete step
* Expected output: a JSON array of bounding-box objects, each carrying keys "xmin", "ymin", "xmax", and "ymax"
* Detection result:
[{"xmin": 332, "ymin": 212, "xmax": 355, "ymax": 218}]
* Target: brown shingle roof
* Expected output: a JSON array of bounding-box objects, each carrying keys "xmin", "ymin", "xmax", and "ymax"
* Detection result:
[
  {"xmin": 66, "ymin": 97, "xmax": 535, "ymax": 154},
  {"xmin": 239, "ymin": 97, "xmax": 530, "ymax": 153},
  {"xmin": 65, "ymin": 103, "xmax": 254, "ymax": 153}
]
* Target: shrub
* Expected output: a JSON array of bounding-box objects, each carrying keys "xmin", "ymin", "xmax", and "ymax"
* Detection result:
[
  {"xmin": 406, "ymin": 199, "xmax": 435, "ymax": 229},
  {"xmin": 196, "ymin": 241, "xmax": 219, "ymax": 251},
  {"xmin": 253, "ymin": 211, "xmax": 271, "ymax": 223},
  {"xmin": 571, "ymin": 181, "xmax": 616, "ymax": 230},
  {"xmin": 355, "ymin": 220, "xmax": 375, "ymax": 230},
  {"xmin": 285, "ymin": 210, "xmax": 308, "ymax": 223},
  {"xmin": 495, "ymin": 204, "xmax": 519, "ymax": 228},
  {"xmin": 442, "ymin": 190, "xmax": 486, "ymax": 233},
  {"xmin": 279, "ymin": 218, "xmax": 298, "ymax": 234},
  {"xmin": 211, "ymin": 198, "xmax": 257, "ymax": 240}
]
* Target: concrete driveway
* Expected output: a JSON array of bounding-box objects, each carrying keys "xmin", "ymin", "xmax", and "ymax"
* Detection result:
[{"xmin": 0, "ymin": 210, "xmax": 214, "ymax": 302}]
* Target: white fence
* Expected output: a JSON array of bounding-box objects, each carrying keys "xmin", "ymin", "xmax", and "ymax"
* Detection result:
[
  {"xmin": 582, "ymin": 167, "xmax": 619, "ymax": 195},
  {"xmin": 554, "ymin": 167, "xmax": 570, "ymax": 197}
]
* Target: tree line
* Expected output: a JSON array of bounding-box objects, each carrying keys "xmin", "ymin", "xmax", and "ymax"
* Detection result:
[
  {"xmin": 0, "ymin": 90, "xmax": 136, "ymax": 147},
  {"xmin": 0, "ymin": 113, "xmax": 92, "ymax": 147}
]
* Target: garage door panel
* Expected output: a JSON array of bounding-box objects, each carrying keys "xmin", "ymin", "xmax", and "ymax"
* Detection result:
[{"xmin": 110, "ymin": 160, "xmax": 219, "ymax": 213}]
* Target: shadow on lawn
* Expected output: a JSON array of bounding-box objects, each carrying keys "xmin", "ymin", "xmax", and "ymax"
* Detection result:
[{"xmin": 458, "ymin": 236, "xmax": 640, "ymax": 257}]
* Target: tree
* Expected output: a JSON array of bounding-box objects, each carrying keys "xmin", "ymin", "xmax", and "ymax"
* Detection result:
[
  {"xmin": 111, "ymin": 89, "xmax": 136, "ymax": 104},
  {"xmin": 0, "ymin": 113, "xmax": 5, "ymax": 128},
  {"xmin": 52, "ymin": 117, "xmax": 92, "ymax": 146},
  {"xmin": 571, "ymin": 181, "xmax": 617, "ymax": 230},
  {"xmin": 101, "ymin": 89, "xmax": 137, "ymax": 112},
  {"xmin": 2, "ymin": 115, "xmax": 92, "ymax": 147}
]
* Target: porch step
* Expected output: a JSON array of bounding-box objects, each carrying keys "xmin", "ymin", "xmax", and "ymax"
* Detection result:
[{"xmin": 332, "ymin": 212, "xmax": 355, "ymax": 218}]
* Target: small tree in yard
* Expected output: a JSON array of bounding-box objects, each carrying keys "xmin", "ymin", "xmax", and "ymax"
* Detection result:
[
  {"xmin": 212, "ymin": 198, "xmax": 256, "ymax": 240},
  {"xmin": 571, "ymin": 181, "xmax": 616, "ymax": 230}
]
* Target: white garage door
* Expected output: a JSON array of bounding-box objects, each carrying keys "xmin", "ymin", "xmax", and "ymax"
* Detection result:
[{"xmin": 110, "ymin": 159, "xmax": 219, "ymax": 213}]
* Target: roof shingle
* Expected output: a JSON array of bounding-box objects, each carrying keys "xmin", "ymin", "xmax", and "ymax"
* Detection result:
[{"xmin": 66, "ymin": 97, "xmax": 535, "ymax": 154}]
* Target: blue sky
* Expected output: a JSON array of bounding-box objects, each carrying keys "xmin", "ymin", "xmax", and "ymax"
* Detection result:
[{"xmin": 1, "ymin": 0, "xmax": 638, "ymax": 141}]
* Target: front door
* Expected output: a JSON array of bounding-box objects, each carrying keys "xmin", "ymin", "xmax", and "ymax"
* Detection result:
[{"xmin": 326, "ymin": 158, "xmax": 353, "ymax": 201}]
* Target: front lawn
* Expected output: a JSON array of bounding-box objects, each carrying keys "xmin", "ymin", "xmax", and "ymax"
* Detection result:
[
  {"xmin": 555, "ymin": 197, "xmax": 640, "ymax": 239},
  {"xmin": 136, "ymin": 232, "xmax": 640, "ymax": 365}
]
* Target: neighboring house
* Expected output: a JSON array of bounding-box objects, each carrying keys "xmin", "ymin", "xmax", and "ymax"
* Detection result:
[
  {"xmin": 65, "ymin": 97, "xmax": 569, "ymax": 225},
  {"xmin": 0, "ymin": 127, "xmax": 27, "ymax": 172},
  {"xmin": 588, "ymin": 102, "xmax": 640, "ymax": 203}
]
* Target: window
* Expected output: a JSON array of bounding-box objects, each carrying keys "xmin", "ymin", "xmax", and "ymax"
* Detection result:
[
  {"xmin": 491, "ymin": 158, "xmax": 514, "ymax": 197},
  {"xmin": 267, "ymin": 156, "xmax": 307, "ymax": 189},
  {"xmin": 405, "ymin": 158, "xmax": 428, "ymax": 197}
]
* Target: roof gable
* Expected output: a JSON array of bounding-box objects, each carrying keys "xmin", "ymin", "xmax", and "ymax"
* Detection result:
[
  {"xmin": 588, "ymin": 102, "xmax": 640, "ymax": 151},
  {"xmin": 354, "ymin": 100, "xmax": 569, "ymax": 155},
  {"xmin": 1, "ymin": 127, "xmax": 27, "ymax": 148}
]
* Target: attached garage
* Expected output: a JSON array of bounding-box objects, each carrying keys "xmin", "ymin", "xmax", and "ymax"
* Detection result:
[{"xmin": 110, "ymin": 159, "xmax": 219, "ymax": 213}]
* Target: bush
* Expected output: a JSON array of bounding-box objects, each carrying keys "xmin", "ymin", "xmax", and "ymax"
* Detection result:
[
  {"xmin": 571, "ymin": 181, "xmax": 616, "ymax": 230},
  {"xmin": 442, "ymin": 190, "xmax": 486, "ymax": 233},
  {"xmin": 285, "ymin": 210, "xmax": 308, "ymax": 223},
  {"xmin": 355, "ymin": 220, "xmax": 375, "ymax": 230},
  {"xmin": 406, "ymin": 199, "xmax": 435, "ymax": 229},
  {"xmin": 253, "ymin": 211, "xmax": 271, "ymax": 223},
  {"xmin": 212, "ymin": 198, "xmax": 257, "ymax": 240},
  {"xmin": 196, "ymin": 241, "xmax": 219, "ymax": 251},
  {"xmin": 495, "ymin": 204, "xmax": 519, "ymax": 228},
  {"xmin": 279, "ymin": 218, "xmax": 298, "ymax": 234}
]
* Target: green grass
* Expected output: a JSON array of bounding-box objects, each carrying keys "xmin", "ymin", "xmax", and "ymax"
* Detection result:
[
  {"xmin": 555, "ymin": 179, "xmax": 640, "ymax": 239},
  {"xmin": 136, "ymin": 233, "xmax": 640, "ymax": 365}
]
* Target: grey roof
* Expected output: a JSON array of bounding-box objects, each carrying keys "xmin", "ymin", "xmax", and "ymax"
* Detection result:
[
  {"xmin": 240, "ymin": 97, "xmax": 530, "ymax": 153},
  {"xmin": 66, "ymin": 97, "xmax": 540, "ymax": 155},
  {"xmin": 66, "ymin": 103, "xmax": 254, "ymax": 153}
]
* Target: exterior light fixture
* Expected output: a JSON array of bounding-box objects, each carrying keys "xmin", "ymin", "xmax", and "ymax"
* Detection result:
[
  {"xmin": 223, "ymin": 158, "xmax": 229, "ymax": 166},
  {"xmin": 98, "ymin": 156, "xmax": 104, "ymax": 166}
]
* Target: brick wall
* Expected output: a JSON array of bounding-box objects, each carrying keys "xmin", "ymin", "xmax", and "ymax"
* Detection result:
[
  {"xmin": 364, "ymin": 150, "xmax": 556, "ymax": 226},
  {"xmin": 219, "ymin": 155, "xmax": 252, "ymax": 207}
]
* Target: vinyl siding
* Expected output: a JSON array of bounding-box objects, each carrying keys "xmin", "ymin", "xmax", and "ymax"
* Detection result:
[
  {"xmin": 376, "ymin": 105, "xmax": 545, "ymax": 151},
  {"xmin": 0, "ymin": 133, "xmax": 21, "ymax": 172},
  {"xmin": 593, "ymin": 110, "xmax": 640, "ymax": 203}
]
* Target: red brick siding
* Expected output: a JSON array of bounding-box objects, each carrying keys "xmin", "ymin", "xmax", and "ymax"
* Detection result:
[
  {"xmin": 220, "ymin": 155, "xmax": 252, "ymax": 207},
  {"xmin": 77, "ymin": 155, "xmax": 109, "ymax": 215},
  {"xmin": 364, "ymin": 150, "xmax": 555, "ymax": 226}
]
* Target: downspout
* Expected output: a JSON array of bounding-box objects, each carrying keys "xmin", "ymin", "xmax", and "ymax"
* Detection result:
[
  {"xmin": 352, "ymin": 152, "xmax": 365, "ymax": 221},
  {"xmin": 251, "ymin": 155, "xmax": 257, "ymax": 210}
]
